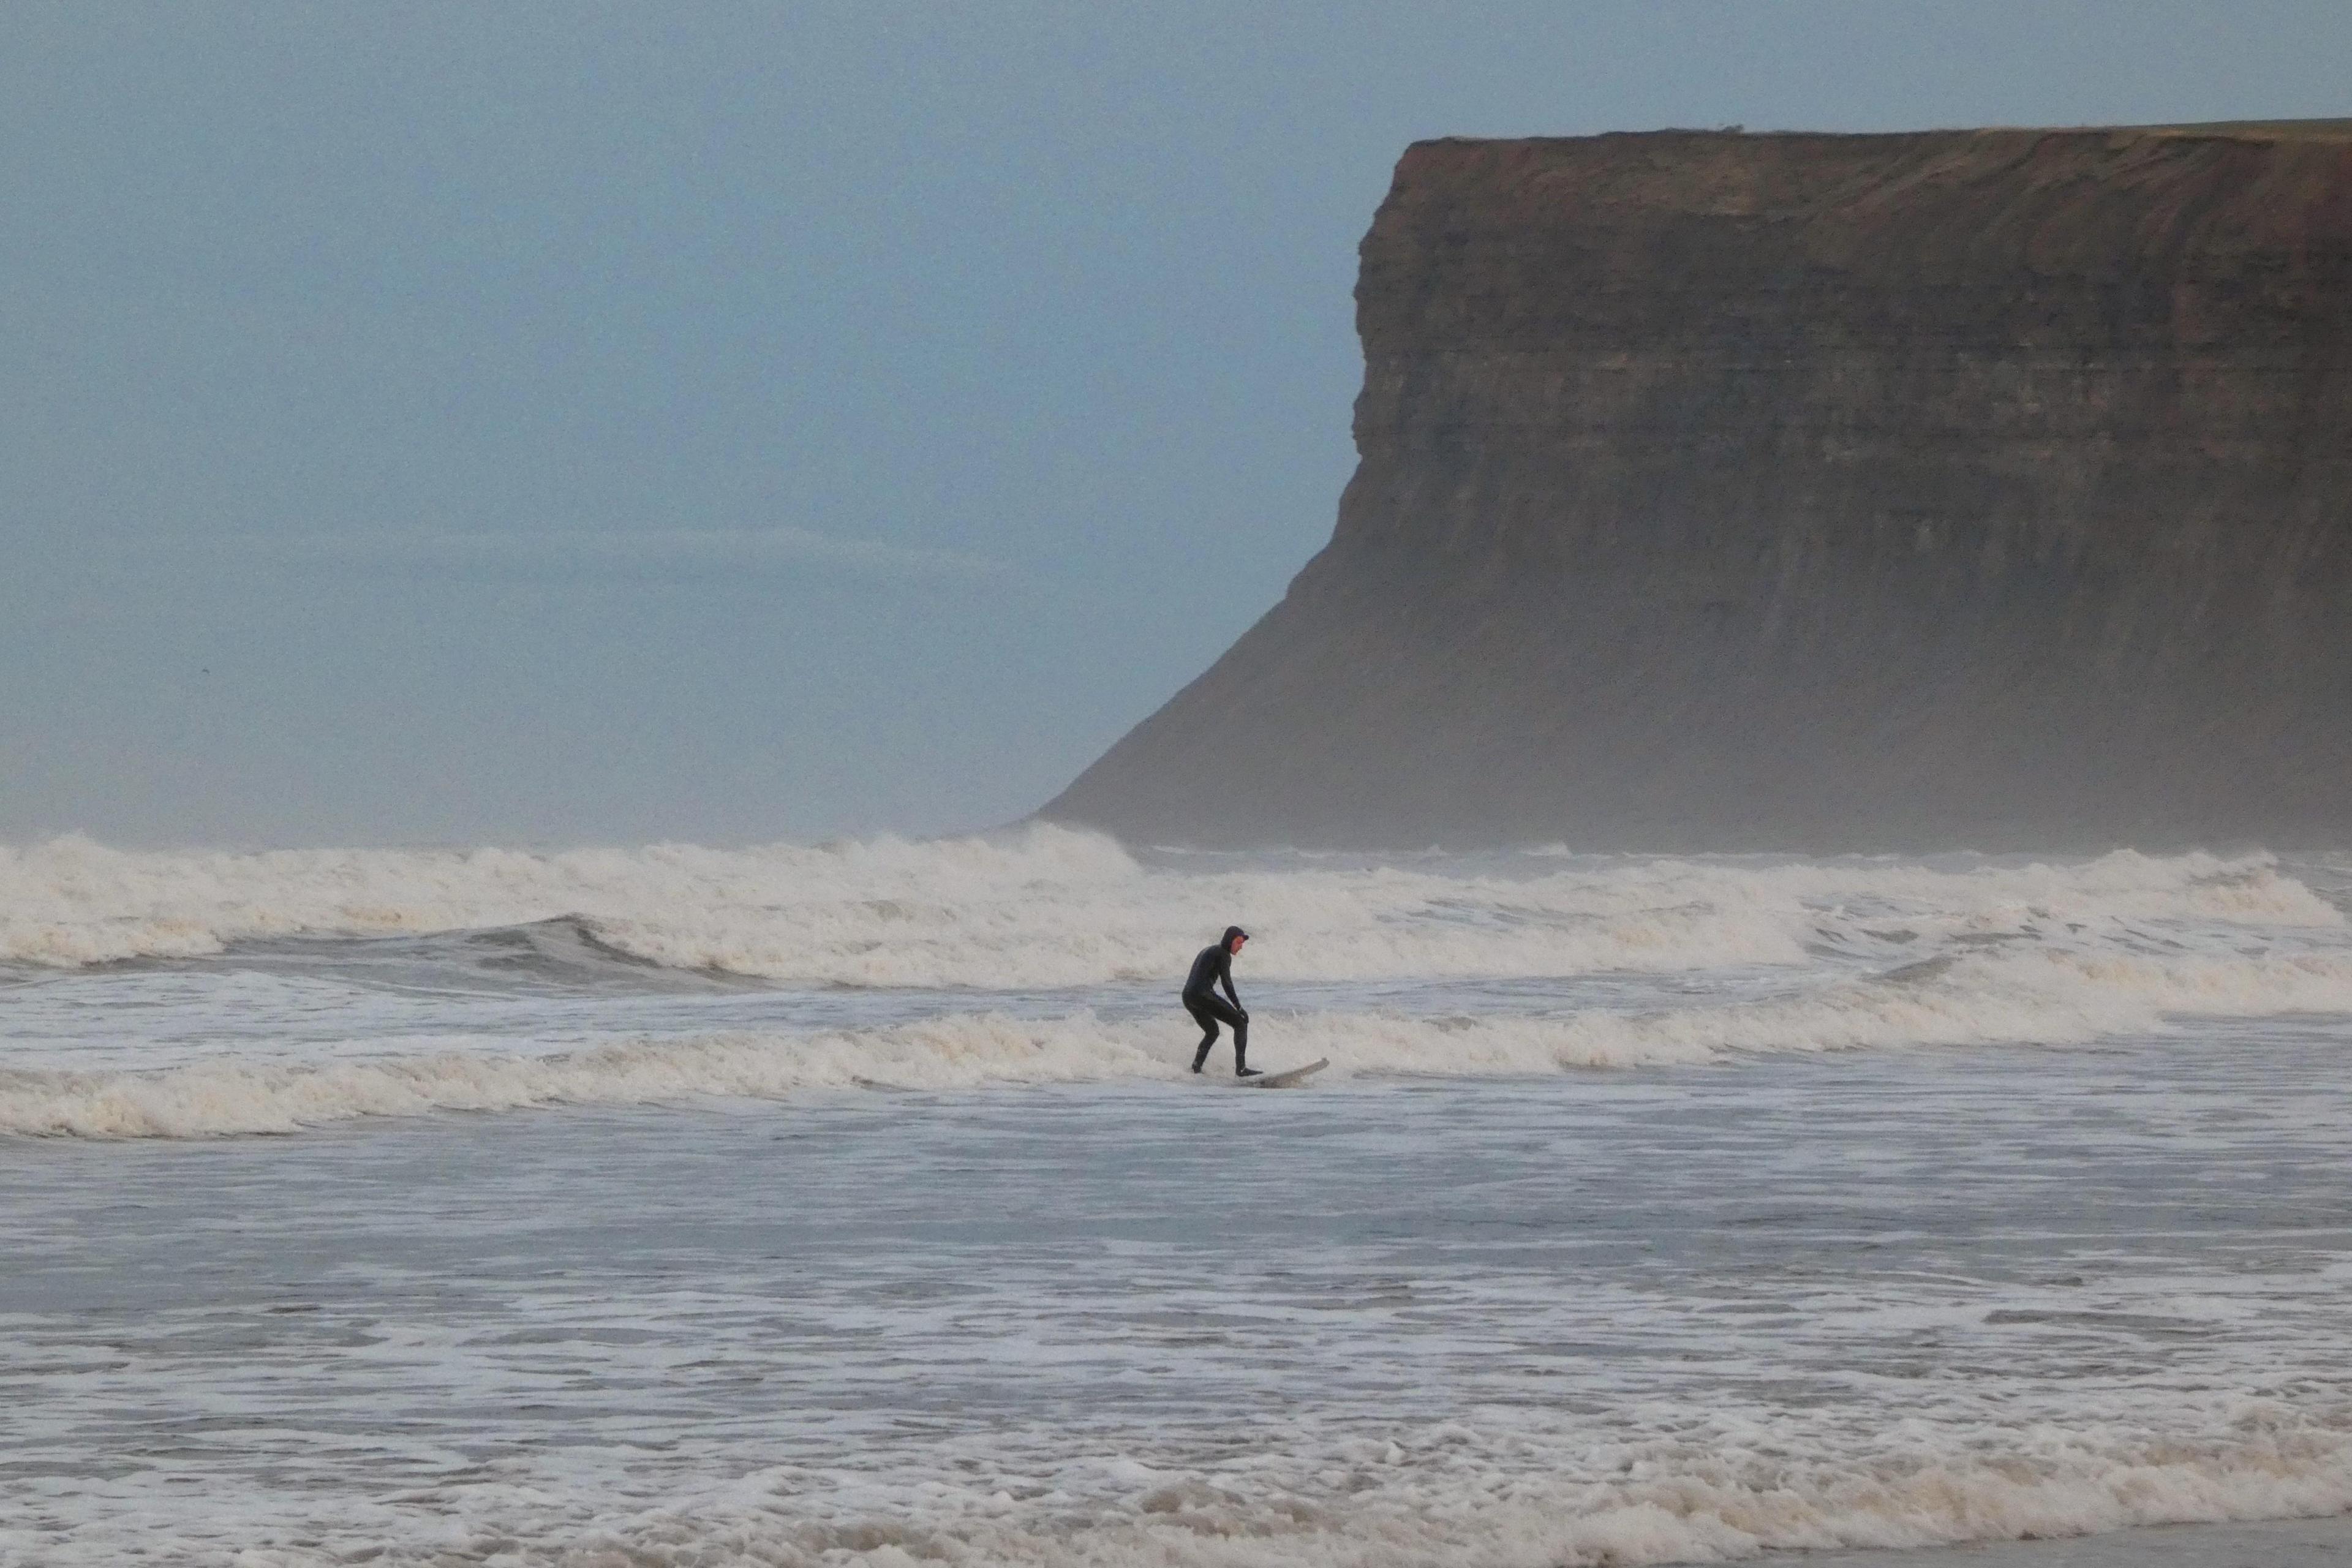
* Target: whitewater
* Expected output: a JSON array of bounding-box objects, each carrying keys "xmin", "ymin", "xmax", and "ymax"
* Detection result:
[{"xmin": 5, "ymin": 828, "xmax": 2352, "ymax": 1566}]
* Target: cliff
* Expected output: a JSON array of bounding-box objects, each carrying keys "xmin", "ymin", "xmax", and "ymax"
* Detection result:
[{"xmin": 1044, "ymin": 124, "xmax": 2352, "ymax": 850}]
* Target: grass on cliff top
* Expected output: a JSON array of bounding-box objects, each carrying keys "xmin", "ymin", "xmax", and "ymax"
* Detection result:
[{"xmin": 2115, "ymin": 118, "xmax": 2352, "ymax": 141}]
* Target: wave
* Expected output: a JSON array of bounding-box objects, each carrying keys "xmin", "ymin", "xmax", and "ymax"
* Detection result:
[
  {"xmin": 1, "ymin": 829, "xmax": 2337, "ymax": 988},
  {"xmin": 13, "ymin": 944, "xmax": 2350, "ymax": 1138},
  {"xmin": 67, "ymin": 1403, "xmax": 2352, "ymax": 1567},
  {"xmin": 514, "ymin": 1427, "xmax": 2352, "ymax": 1568},
  {"xmin": 0, "ymin": 1014, "xmax": 1163, "ymax": 1137}
]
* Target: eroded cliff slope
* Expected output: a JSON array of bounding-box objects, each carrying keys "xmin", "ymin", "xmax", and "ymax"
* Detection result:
[{"xmin": 1046, "ymin": 125, "xmax": 2352, "ymax": 850}]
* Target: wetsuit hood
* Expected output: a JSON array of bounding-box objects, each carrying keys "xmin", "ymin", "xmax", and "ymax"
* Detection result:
[{"xmin": 1222, "ymin": 925, "xmax": 1248, "ymax": 953}]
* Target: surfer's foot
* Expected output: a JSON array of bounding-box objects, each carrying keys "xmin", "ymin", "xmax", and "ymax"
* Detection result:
[
  {"xmin": 1190, "ymin": 1062, "xmax": 1204, "ymax": 1074},
  {"xmin": 1237, "ymin": 1067, "xmax": 1263, "ymax": 1078}
]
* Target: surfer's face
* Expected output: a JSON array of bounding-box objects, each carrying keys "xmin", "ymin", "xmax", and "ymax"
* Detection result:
[{"xmin": 1231, "ymin": 935, "xmax": 1246, "ymax": 955}]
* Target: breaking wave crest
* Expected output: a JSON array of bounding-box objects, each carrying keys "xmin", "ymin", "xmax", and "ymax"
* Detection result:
[
  {"xmin": 15, "ymin": 944, "xmax": 2351, "ymax": 1137},
  {"xmin": 126, "ymin": 1402, "xmax": 2352, "ymax": 1567},
  {"xmin": 1, "ymin": 829, "xmax": 2338, "ymax": 986}
]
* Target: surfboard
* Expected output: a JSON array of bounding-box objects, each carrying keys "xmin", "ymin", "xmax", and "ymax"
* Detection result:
[{"xmin": 1232, "ymin": 1058, "xmax": 1329, "ymax": 1088}]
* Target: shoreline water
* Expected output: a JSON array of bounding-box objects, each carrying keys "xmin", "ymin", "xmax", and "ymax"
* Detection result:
[
  {"xmin": 1798, "ymin": 1512, "xmax": 2352, "ymax": 1565},
  {"xmin": 12, "ymin": 1048, "xmax": 2352, "ymax": 1564}
]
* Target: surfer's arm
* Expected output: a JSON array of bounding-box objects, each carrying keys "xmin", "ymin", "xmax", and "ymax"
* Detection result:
[{"xmin": 1219, "ymin": 957, "xmax": 1241, "ymax": 1009}]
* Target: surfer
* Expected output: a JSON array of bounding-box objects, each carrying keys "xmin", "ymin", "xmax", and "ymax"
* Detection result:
[{"xmin": 1185, "ymin": 925, "xmax": 1257, "ymax": 1077}]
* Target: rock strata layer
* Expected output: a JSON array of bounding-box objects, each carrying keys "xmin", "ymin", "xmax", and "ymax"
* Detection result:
[{"xmin": 1045, "ymin": 125, "xmax": 2352, "ymax": 850}]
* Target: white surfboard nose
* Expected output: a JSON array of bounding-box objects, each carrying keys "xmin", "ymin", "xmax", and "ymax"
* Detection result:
[{"xmin": 1234, "ymin": 1058, "xmax": 1330, "ymax": 1088}]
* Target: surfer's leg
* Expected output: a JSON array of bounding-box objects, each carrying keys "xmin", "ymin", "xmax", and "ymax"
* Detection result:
[
  {"xmin": 1188, "ymin": 995, "xmax": 1250, "ymax": 1075},
  {"xmin": 1185, "ymin": 998, "xmax": 1219, "ymax": 1072}
]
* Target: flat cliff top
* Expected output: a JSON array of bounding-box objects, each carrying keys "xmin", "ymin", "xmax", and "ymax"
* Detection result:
[
  {"xmin": 1368, "ymin": 121, "xmax": 2352, "ymax": 345},
  {"xmin": 1425, "ymin": 118, "xmax": 2352, "ymax": 146},
  {"xmin": 2124, "ymin": 118, "xmax": 2352, "ymax": 141},
  {"xmin": 1385, "ymin": 121, "xmax": 2352, "ymax": 235}
]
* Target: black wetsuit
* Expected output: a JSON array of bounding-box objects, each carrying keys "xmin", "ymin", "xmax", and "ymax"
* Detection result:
[{"xmin": 1183, "ymin": 928, "xmax": 1249, "ymax": 1074}]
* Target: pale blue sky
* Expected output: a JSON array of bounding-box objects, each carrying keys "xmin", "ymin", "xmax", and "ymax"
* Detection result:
[{"xmin": 6, "ymin": 1, "xmax": 2347, "ymax": 846}]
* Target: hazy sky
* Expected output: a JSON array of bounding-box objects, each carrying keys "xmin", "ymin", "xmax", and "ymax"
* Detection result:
[{"xmin": 7, "ymin": 1, "xmax": 2348, "ymax": 847}]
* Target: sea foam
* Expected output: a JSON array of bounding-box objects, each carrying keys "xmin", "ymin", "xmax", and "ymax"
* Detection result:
[
  {"xmin": 0, "ymin": 830, "xmax": 2335, "ymax": 986},
  {"xmin": 28, "ymin": 1401, "xmax": 2352, "ymax": 1566},
  {"xmin": 11, "ymin": 943, "xmax": 2350, "ymax": 1137}
]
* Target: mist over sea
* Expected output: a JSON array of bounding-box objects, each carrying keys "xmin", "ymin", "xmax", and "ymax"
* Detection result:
[{"xmin": 7, "ymin": 828, "xmax": 2352, "ymax": 1565}]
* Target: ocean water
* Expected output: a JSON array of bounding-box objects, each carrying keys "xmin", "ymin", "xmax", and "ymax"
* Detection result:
[{"xmin": 4, "ymin": 829, "xmax": 2351, "ymax": 1566}]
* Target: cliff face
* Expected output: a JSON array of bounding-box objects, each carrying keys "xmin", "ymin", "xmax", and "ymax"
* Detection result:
[{"xmin": 1046, "ymin": 125, "xmax": 2352, "ymax": 850}]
